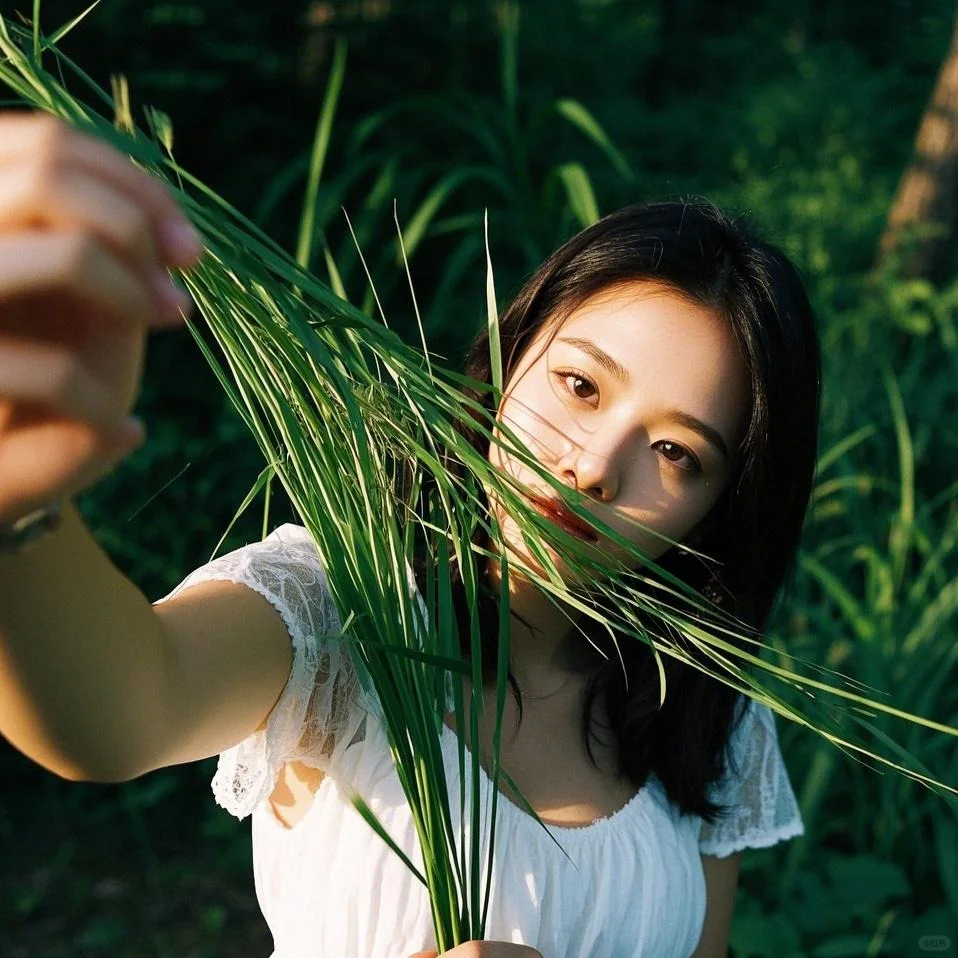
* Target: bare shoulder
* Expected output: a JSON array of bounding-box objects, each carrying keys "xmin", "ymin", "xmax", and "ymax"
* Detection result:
[{"xmin": 146, "ymin": 577, "xmax": 294, "ymax": 771}]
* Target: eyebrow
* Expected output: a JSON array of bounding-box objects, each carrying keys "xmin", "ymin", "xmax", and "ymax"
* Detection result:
[
  {"xmin": 558, "ymin": 336, "xmax": 632, "ymax": 386},
  {"xmin": 556, "ymin": 335, "xmax": 730, "ymax": 461},
  {"xmin": 668, "ymin": 411, "xmax": 730, "ymax": 462}
]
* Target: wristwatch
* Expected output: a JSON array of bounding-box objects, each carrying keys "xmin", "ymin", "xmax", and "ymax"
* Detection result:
[{"xmin": 0, "ymin": 502, "xmax": 64, "ymax": 555}]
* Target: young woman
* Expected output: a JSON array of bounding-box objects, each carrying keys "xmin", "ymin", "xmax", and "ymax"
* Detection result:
[{"xmin": 0, "ymin": 113, "xmax": 818, "ymax": 958}]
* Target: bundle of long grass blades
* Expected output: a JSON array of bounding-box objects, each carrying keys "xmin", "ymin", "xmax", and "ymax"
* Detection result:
[{"xmin": 2, "ymin": 7, "xmax": 956, "ymax": 950}]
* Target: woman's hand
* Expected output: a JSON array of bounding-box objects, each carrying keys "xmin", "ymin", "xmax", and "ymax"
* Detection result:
[
  {"xmin": 0, "ymin": 111, "xmax": 202, "ymax": 524},
  {"xmin": 409, "ymin": 943, "xmax": 543, "ymax": 958}
]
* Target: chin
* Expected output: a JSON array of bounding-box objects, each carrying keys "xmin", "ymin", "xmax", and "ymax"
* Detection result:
[{"xmin": 498, "ymin": 529, "xmax": 604, "ymax": 589}]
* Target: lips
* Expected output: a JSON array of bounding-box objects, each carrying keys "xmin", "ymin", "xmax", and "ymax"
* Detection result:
[{"xmin": 525, "ymin": 493, "xmax": 598, "ymax": 542}]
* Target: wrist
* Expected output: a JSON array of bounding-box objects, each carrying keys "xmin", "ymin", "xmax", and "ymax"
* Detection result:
[{"xmin": 0, "ymin": 501, "xmax": 65, "ymax": 555}]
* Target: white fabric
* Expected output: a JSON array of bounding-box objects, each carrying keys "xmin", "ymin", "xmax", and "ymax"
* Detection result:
[{"xmin": 154, "ymin": 523, "xmax": 805, "ymax": 958}]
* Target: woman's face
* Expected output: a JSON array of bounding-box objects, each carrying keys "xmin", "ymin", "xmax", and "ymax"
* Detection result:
[{"xmin": 485, "ymin": 281, "xmax": 750, "ymax": 584}]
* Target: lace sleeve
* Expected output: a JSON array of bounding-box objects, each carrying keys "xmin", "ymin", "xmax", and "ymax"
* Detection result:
[
  {"xmin": 152, "ymin": 523, "xmax": 378, "ymax": 821},
  {"xmin": 698, "ymin": 698, "xmax": 805, "ymax": 858}
]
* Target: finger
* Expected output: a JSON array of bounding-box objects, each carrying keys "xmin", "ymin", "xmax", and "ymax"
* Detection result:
[
  {"xmin": 0, "ymin": 337, "xmax": 141, "ymax": 442},
  {"xmin": 0, "ymin": 232, "xmax": 188, "ymax": 330},
  {"xmin": 0, "ymin": 112, "xmax": 202, "ymax": 268},
  {"xmin": 0, "ymin": 161, "xmax": 162, "ymax": 280}
]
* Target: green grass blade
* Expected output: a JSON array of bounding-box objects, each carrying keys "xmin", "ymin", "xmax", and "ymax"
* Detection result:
[
  {"xmin": 47, "ymin": 0, "xmax": 102, "ymax": 48},
  {"xmin": 816, "ymin": 423, "xmax": 877, "ymax": 475},
  {"xmin": 32, "ymin": 0, "xmax": 40, "ymax": 64},
  {"xmin": 208, "ymin": 462, "xmax": 276, "ymax": 562},
  {"xmin": 296, "ymin": 36, "xmax": 347, "ymax": 272},
  {"xmin": 555, "ymin": 97, "xmax": 634, "ymax": 182},
  {"xmin": 484, "ymin": 210, "xmax": 502, "ymax": 398},
  {"xmin": 350, "ymin": 794, "xmax": 428, "ymax": 886},
  {"xmin": 555, "ymin": 162, "xmax": 600, "ymax": 229},
  {"xmin": 394, "ymin": 200, "xmax": 431, "ymax": 381},
  {"xmin": 882, "ymin": 365, "xmax": 915, "ymax": 591}
]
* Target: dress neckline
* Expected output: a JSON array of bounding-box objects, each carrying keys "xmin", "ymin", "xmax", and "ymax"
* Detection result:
[{"xmin": 437, "ymin": 721, "xmax": 654, "ymax": 838}]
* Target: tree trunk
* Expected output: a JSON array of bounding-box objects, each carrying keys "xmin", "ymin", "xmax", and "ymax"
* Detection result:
[{"xmin": 878, "ymin": 9, "xmax": 958, "ymax": 282}]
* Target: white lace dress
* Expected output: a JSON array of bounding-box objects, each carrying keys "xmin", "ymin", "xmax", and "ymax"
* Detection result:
[{"xmin": 153, "ymin": 523, "xmax": 806, "ymax": 958}]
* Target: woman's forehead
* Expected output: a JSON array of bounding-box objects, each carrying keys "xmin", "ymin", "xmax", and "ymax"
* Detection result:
[
  {"xmin": 510, "ymin": 282, "xmax": 750, "ymax": 441},
  {"xmin": 522, "ymin": 283, "xmax": 742, "ymax": 376}
]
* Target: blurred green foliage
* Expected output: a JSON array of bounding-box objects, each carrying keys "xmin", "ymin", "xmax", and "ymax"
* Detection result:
[{"xmin": 2, "ymin": 0, "xmax": 957, "ymax": 955}]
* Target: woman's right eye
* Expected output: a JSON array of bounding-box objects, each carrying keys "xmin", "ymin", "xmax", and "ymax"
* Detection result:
[{"xmin": 553, "ymin": 369, "xmax": 599, "ymax": 405}]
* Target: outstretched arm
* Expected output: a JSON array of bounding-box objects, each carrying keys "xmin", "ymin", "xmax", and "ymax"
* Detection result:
[{"xmin": 1, "ymin": 503, "xmax": 293, "ymax": 781}]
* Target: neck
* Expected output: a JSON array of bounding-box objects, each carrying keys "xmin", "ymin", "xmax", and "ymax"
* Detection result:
[{"xmin": 484, "ymin": 554, "xmax": 590, "ymax": 689}]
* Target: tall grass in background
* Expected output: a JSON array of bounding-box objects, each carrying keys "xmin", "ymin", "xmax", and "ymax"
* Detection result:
[
  {"xmin": 253, "ymin": 5, "xmax": 636, "ymax": 359},
  {"xmin": 2, "ymin": 3, "xmax": 957, "ymax": 954}
]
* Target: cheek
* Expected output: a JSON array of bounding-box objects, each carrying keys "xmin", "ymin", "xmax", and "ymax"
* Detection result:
[
  {"xmin": 613, "ymin": 483, "xmax": 725, "ymax": 565},
  {"xmin": 490, "ymin": 388, "xmax": 567, "ymax": 471}
]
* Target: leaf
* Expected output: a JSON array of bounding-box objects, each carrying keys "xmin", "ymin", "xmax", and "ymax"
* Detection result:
[
  {"xmin": 816, "ymin": 424, "xmax": 876, "ymax": 475},
  {"xmin": 810, "ymin": 935, "xmax": 875, "ymax": 957},
  {"xmin": 207, "ymin": 462, "xmax": 277, "ymax": 563},
  {"xmin": 730, "ymin": 893, "xmax": 803, "ymax": 957},
  {"xmin": 801, "ymin": 553, "xmax": 875, "ymax": 642},
  {"xmin": 555, "ymin": 162, "xmax": 600, "ymax": 228},
  {"xmin": 144, "ymin": 104, "xmax": 174, "ymax": 154},
  {"xmin": 484, "ymin": 210, "xmax": 502, "ymax": 397},
  {"xmin": 350, "ymin": 793, "xmax": 427, "ymax": 887},
  {"xmin": 47, "ymin": 0, "xmax": 102, "ymax": 48},
  {"xmin": 296, "ymin": 36, "xmax": 347, "ymax": 273},
  {"xmin": 934, "ymin": 817, "xmax": 958, "ymax": 928},
  {"xmin": 395, "ymin": 167, "xmax": 492, "ymax": 262},
  {"xmin": 555, "ymin": 97, "xmax": 634, "ymax": 181}
]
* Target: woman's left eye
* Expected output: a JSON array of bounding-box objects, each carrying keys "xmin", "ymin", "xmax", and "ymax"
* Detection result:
[{"xmin": 653, "ymin": 441, "xmax": 702, "ymax": 475}]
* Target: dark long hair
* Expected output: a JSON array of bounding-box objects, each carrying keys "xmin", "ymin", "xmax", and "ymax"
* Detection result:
[{"xmin": 415, "ymin": 198, "xmax": 821, "ymax": 824}]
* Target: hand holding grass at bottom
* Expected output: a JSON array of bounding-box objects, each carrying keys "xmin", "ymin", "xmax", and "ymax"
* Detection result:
[{"xmin": 409, "ymin": 943, "xmax": 544, "ymax": 958}]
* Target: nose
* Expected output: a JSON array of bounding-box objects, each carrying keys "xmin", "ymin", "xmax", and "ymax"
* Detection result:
[{"xmin": 554, "ymin": 442, "xmax": 620, "ymax": 503}]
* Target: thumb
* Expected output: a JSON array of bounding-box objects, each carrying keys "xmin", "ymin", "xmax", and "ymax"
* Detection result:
[{"xmin": 408, "ymin": 952, "xmax": 438, "ymax": 958}]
